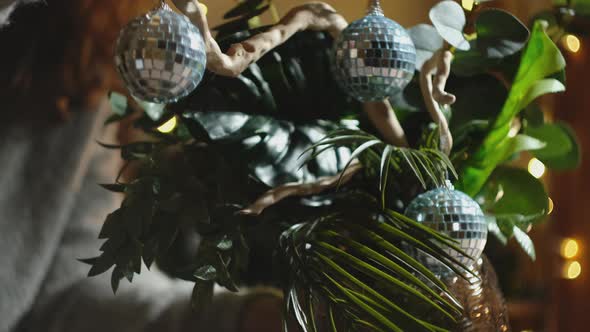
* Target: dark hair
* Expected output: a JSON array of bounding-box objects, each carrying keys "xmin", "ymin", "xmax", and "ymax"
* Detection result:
[{"xmin": 0, "ymin": 0, "xmax": 153, "ymax": 124}]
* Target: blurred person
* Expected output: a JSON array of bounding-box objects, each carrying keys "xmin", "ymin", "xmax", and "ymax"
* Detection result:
[{"xmin": 0, "ymin": 1, "xmax": 285, "ymax": 332}]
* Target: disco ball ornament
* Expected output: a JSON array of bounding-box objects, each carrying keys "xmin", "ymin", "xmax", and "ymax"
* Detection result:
[
  {"xmin": 332, "ymin": 0, "xmax": 416, "ymax": 102},
  {"xmin": 114, "ymin": 2, "xmax": 207, "ymax": 103},
  {"xmin": 405, "ymin": 181, "xmax": 488, "ymax": 276}
]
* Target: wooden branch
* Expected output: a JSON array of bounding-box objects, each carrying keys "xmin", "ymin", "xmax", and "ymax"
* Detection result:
[
  {"xmin": 171, "ymin": 0, "xmax": 347, "ymax": 77},
  {"xmin": 239, "ymin": 163, "xmax": 363, "ymax": 216},
  {"xmin": 363, "ymin": 100, "xmax": 409, "ymax": 147},
  {"xmin": 420, "ymin": 49, "xmax": 455, "ymax": 155}
]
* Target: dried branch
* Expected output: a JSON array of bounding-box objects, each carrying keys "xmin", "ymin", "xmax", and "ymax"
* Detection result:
[
  {"xmin": 239, "ymin": 163, "xmax": 362, "ymax": 216},
  {"xmin": 420, "ymin": 48, "xmax": 455, "ymax": 155},
  {"xmin": 171, "ymin": 0, "xmax": 347, "ymax": 77}
]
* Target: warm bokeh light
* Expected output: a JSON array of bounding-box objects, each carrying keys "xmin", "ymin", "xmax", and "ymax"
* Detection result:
[
  {"xmin": 563, "ymin": 34, "xmax": 581, "ymax": 53},
  {"xmin": 548, "ymin": 197, "xmax": 554, "ymax": 215},
  {"xmin": 528, "ymin": 158, "xmax": 546, "ymax": 179},
  {"xmin": 157, "ymin": 117, "xmax": 178, "ymax": 133},
  {"xmin": 563, "ymin": 261, "xmax": 582, "ymax": 280},
  {"xmin": 462, "ymin": 0, "xmax": 475, "ymax": 11},
  {"xmin": 185, "ymin": 1, "xmax": 208, "ymax": 15},
  {"xmin": 561, "ymin": 238, "xmax": 580, "ymax": 259}
]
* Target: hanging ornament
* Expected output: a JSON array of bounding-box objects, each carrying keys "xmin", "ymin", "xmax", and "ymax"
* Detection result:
[
  {"xmin": 404, "ymin": 181, "xmax": 488, "ymax": 276},
  {"xmin": 332, "ymin": 0, "xmax": 416, "ymax": 102},
  {"xmin": 114, "ymin": 1, "xmax": 207, "ymax": 103}
]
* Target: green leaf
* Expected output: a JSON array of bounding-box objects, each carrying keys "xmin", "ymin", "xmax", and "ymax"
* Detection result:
[
  {"xmin": 513, "ymin": 226, "xmax": 536, "ymax": 260},
  {"xmin": 475, "ymin": 9, "xmax": 530, "ymax": 59},
  {"xmin": 510, "ymin": 134, "xmax": 546, "ymax": 154},
  {"xmin": 194, "ymin": 265, "xmax": 217, "ymax": 281},
  {"xmin": 457, "ymin": 20, "xmax": 566, "ymax": 196},
  {"xmin": 517, "ymin": 78, "xmax": 565, "ymax": 111},
  {"xmin": 429, "ymin": 1, "xmax": 470, "ymax": 50},
  {"xmin": 525, "ymin": 122, "xmax": 581, "ymax": 170},
  {"xmin": 134, "ymin": 97, "xmax": 167, "ymax": 121},
  {"xmin": 486, "ymin": 216, "xmax": 508, "ymax": 245},
  {"xmin": 488, "ymin": 167, "xmax": 548, "ymax": 220},
  {"xmin": 100, "ymin": 183, "xmax": 126, "ymax": 193},
  {"xmin": 216, "ymin": 235, "xmax": 234, "ymax": 251},
  {"xmin": 407, "ymin": 24, "xmax": 444, "ymax": 70},
  {"xmin": 109, "ymin": 92, "xmax": 128, "ymax": 116}
]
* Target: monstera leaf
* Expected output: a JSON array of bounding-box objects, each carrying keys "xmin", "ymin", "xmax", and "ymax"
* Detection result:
[
  {"xmin": 183, "ymin": 111, "xmax": 352, "ymax": 187},
  {"xmin": 452, "ymin": 9, "xmax": 529, "ymax": 77}
]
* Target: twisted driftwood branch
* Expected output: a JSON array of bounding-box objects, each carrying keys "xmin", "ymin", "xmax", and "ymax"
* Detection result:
[
  {"xmin": 239, "ymin": 162, "xmax": 362, "ymax": 216},
  {"xmin": 168, "ymin": 1, "xmax": 455, "ymax": 213},
  {"xmin": 420, "ymin": 48, "xmax": 455, "ymax": 155}
]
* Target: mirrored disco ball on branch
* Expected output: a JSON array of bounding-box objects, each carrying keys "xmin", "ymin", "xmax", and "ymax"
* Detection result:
[
  {"xmin": 332, "ymin": 1, "xmax": 416, "ymax": 102},
  {"xmin": 114, "ymin": 3, "xmax": 207, "ymax": 103},
  {"xmin": 405, "ymin": 182, "xmax": 488, "ymax": 276}
]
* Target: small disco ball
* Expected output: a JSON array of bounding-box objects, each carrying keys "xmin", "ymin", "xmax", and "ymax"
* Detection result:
[
  {"xmin": 114, "ymin": 4, "xmax": 207, "ymax": 103},
  {"xmin": 405, "ymin": 182, "xmax": 488, "ymax": 276},
  {"xmin": 332, "ymin": 11, "xmax": 416, "ymax": 102}
]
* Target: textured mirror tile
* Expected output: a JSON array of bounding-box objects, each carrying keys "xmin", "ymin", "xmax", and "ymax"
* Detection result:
[
  {"xmin": 405, "ymin": 184, "xmax": 488, "ymax": 276},
  {"xmin": 332, "ymin": 12, "xmax": 416, "ymax": 102},
  {"xmin": 115, "ymin": 4, "xmax": 206, "ymax": 103}
]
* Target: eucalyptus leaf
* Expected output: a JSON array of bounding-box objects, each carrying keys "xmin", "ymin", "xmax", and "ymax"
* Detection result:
[
  {"xmin": 429, "ymin": 1, "xmax": 470, "ymax": 50},
  {"xmin": 407, "ymin": 24, "xmax": 444, "ymax": 70},
  {"xmin": 134, "ymin": 97, "xmax": 167, "ymax": 121},
  {"xmin": 194, "ymin": 265, "xmax": 218, "ymax": 281},
  {"xmin": 109, "ymin": 92, "xmax": 128, "ymax": 116},
  {"xmin": 513, "ymin": 226, "xmax": 536, "ymax": 260}
]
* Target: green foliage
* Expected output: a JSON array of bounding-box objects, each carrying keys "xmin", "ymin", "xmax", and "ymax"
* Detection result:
[
  {"xmin": 456, "ymin": 20, "xmax": 566, "ymax": 196},
  {"xmin": 91, "ymin": 1, "xmax": 585, "ymax": 330},
  {"xmin": 429, "ymin": 1, "xmax": 470, "ymax": 50},
  {"xmin": 281, "ymin": 199, "xmax": 473, "ymax": 332},
  {"xmin": 525, "ymin": 122, "xmax": 581, "ymax": 170}
]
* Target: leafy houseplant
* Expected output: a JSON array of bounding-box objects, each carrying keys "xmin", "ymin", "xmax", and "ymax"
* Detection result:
[{"xmin": 84, "ymin": 1, "xmax": 580, "ymax": 331}]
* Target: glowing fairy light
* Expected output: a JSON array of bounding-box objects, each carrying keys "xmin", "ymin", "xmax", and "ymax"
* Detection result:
[
  {"xmin": 157, "ymin": 117, "xmax": 178, "ymax": 133},
  {"xmin": 561, "ymin": 238, "xmax": 580, "ymax": 259},
  {"xmin": 563, "ymin": 261, "xmax": 582, "ymax": 280},
  {"xmin": 462, "ymin": 0, "xmax": 475, "ymax": 11},
  {"xmin": 548, "ymin": 197, "xmax": 554, "ymax": 215},
  {"xmin": 528, "ymin": 158, "xmax": 546, "ymax": 179},
  {"xmin": 563, "ymin": 34, "xmax": 581, "ymax": 53}
]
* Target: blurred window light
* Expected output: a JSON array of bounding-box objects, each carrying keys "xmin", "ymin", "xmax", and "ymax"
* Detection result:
[
  {"xmin": 563, "ymin": 261, "xmax": 582, "ymax": 280},
  {"xmin": 528, "ymin": 158, "xmax": 546, "ymax": 179},
  {"xmin": 561, "ymin": 238, "xmax": 580, "ymax": 259},
  {"xmin": 563, "ymin": 34, "xmax": 581, "ymax": 53},
  {"xmin": 157, "ymin": 117, "xmax": 178, "ymax": 133}
]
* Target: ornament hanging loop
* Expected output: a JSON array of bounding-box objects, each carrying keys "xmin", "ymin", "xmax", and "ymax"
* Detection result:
[{"xmin": 367, "ymin": 0, "xmax": 384, "ymax": 16}]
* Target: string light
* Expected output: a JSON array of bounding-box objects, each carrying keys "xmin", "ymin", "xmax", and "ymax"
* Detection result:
[
  {"xmin": 157, "ymin": 116, "xmax": 178, "ymax": 133},
  {"xmin": 561, "ymin": 238, "xmax": 580, "ymax": 259},
  {"xmin": 185, "ymin": 1, "xmax": 208, "ymax": 15},
  {"xmin": 562, "ymin": 34, "xmax": 581, "ymax": 53},
  {"xmin": 548, "ymin": 197, "xmax": 554, "ymax": 215},
  {"xmin": 528, "ymin": 158, "xmax": 546, "ymax": 179},
  {"xmin": 563, "ymin": 261, "xmax": 582, "ymax": 280},
  {"xmin": 462, "ymin": 0, "xmax": 475, "ymax": 11}
]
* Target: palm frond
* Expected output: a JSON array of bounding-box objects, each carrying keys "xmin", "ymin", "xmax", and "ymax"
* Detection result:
[
  {"xmin": 281, "ymin": 205, "xmax": 470, "ymax": 332},
  {"xmin": 303, "ymin": 129, "xmax": 457, "ymax": 208}
]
